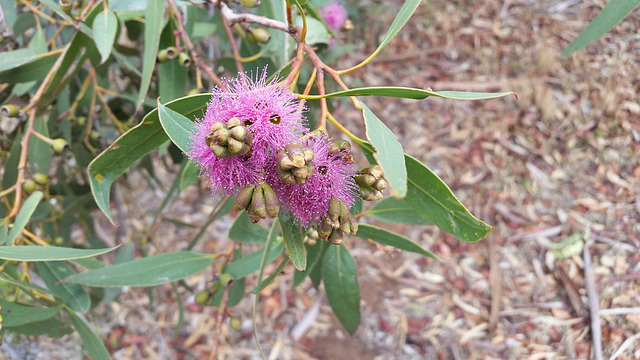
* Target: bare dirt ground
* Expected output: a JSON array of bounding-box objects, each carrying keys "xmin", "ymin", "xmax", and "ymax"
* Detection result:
[{"xmin": 2, "ymin": 0, "xmax": 639, "ymax": 359}]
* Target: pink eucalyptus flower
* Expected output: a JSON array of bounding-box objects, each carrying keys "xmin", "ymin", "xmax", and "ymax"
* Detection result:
[
  {"xmin": 321, "ymin": 1, "xmax": 348, "ymax": 32},
  {"xmin": 188, "ymin": 68, "xmax": 307, "ymax": 195},
  {"xmin": 266, "ymin": 133, "xmax": 357, "ymax": 227}
]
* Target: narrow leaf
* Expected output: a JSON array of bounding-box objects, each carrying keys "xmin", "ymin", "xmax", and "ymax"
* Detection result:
[
  {"xmin": 157, "ymin": 101, "xmax": 197, "ymax": 153},
  {"xmin": 6, "ymin": 191, "xmax": 43, "ymax": 245},
  {"xmin": 0, "ymin": 48, "xmax": 36, "ymax": 72},
  {"xmin": 69, "ymin": 311, "xmax": 111, "ymax": 360},
  {"xmin": 92, "ymin": 9, "xmax": 118, "ymax": 64},
  {"xmin": 250, "ymin": 257, "xmax": 289, "ymax": 294},
  {"xmin": 0, "ymin": 244, "xmax": 119, "ymax": 261},
  {"xmin": 0, "ymin": 299, "xmax": 60, "ymax": 327},
  {"xmin": 370, "ymin": 0, "xmax": 422, "ymax": 59},
  {"xmin": 27, "ymin": 117, "xmax": 51, "ymax": 174},
  {"xmin": 322, "ymin": 244, "xmax": 360, "ymax": 334},
  {"xmin": 292, "ymin": 239, "xmax": 327, "ymax": 289},
  {"xmin": 224, "ymin": 233, "xmax": 284, "ymax": 280},
  {"xmin": 137, "ymin": 0, "xmax": 165, "ymax": 108},
  {"xmin": 356, "ymin": 224, "xmax": 440, "ymax": 261},
  {"xmin": 279, "ymin": 210, "xmax": 307, "ymax": 271},
  {"xmin": 179, "ymin": 161, "xmax": 200, "ymax": 191},
  {"xmin": 36, "ymin": 262, "xmax": 91, "ymax": 313},
  {"xmin": 229, "ymin": 211, "xmax": 270, "ymax": 244},
  {"xmin": 6, "ymin": 317, "xmax": 73, "ymax": 338},
  {"xmin": 563, "ymin": 0, "xmax": 640, "ymax": 56},
  {"xmin": 366, "ymin": 197, "xmax": 433, "ymax": 225},
  {"xmin": 361, "ymin": 103, "xmax": 407, "ymax": 197},
  {"xmin": 305, "ymin": 87, "xmax": 515, "ymax": 100},
  {"xmin": 404, "ymin": 154, "xmax": 492, "ymax": 242},
  {"xmin": 88, "ymin": 93, "xmax": 209, "ymax": 224},
  {"xmin": 63, "ymin": 251, "xmax": 214, "ymax": 287}
]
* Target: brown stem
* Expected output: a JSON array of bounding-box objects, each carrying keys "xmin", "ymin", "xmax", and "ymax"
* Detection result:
[
  {"xmin": 218, "ymin": 1, "xmax": 294, "ymax": 34},
  {"xmin": 316, "ymin": 68, "xmax": 327, "ymax": 132},
  {"xmin": 167, "ymin": 0, "xmax": 225, "ymax": 90},
  {"xmin": 220, "ymin": 11, "xmax": 244, "ymax": 73}
]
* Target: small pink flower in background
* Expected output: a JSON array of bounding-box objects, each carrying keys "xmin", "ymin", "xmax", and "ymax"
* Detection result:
[
  {"xmin": 188, "ymin": 69, "xmax": 306, "ymax": 195},
  {"xmin": 321, "ymin": 1, "xmax": 348, "ymax": 32},
  {"xmin": 266, "ymin": 133, "xmax": 357, "ymax": 227}
]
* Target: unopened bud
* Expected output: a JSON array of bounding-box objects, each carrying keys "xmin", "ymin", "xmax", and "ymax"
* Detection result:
[
  {"xmin": 206, "ymin": 118, "xmax": 251, "ymax": 158},
  {"xmin": 246, "ymin": 28, "xmax": 271, "ymax": 44},
  {"xmin": 355, "ymin": 174, "xmax": 376, "ymax": 187},
  {"xmin": 23, "ymin": 179, "xmax": 36, "ymax": 194},
  {"xmin": 157, "ymin": 49, "xmax": 169, "ymax": 63},
  {"xmin": 328, "ymin": 230, "xmax": 343, "ymax": 245},
  {"xmin": 233, "ymin": 185, "xmax": 255, "ymax": 211},
  {"xmin": 33, "ymin": 173, "xmax": 49, "ymax": 185},
  {"xmin": 277, "ymin": 143, "xmax": 315, "ymax": 184},
  {"xmin": 229, "ymin": 317, "xmax": 242, "ymax": 330},
  {"xmin": 359, "ymin": 187, "xmax": 383, "ymax": 201},
  {"xmin": 195, "ymin": 290, "xmax": 210, "ymax": 304},
  {"xmin": 317, "ymin": 218, "xmax": 333, "ymax": 241},
  {"xmin": 219, "ymin": 273, "xmax": 234, "ymax": 287},
  {"xmin": 262, "ymin": 184, "xmax": 280, "ymax": 218},
  {"xmin": 349, "ymin": 216, "xmax": 358, "ymax": 235},
  {"xmin": 371, "ymin": 178, "xmax": 388, "ymax": 191},
  {"xmin": 328, "ymin": 197, "xmax": 341, "ymax": 228},
  {"xmin": 249, "ymin": 185, "xmax": 266, "ymax": 222}
]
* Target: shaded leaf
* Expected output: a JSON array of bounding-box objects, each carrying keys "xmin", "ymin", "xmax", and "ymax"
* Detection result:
[
  {"xmin": 88, "ymin": 94, "xmax": 209, "ymax": 224},
  {"xmin": 93, "ymin": 9, "xmax": 119, "ymax": 64},
  {"xmin": 5, "ymin": 317, "xmax": 73, "ymax": 338},
  {"xmin": 63, "ymin": 251, "xmax": 214, "ymax": 287},
  {"xmin": 366, "ymin": 197, "xmax": 433, "ymax": 225},
  {"xmin": 308, "ymin": 87, "xmax": 515, "ymax": 100},
  {"xmin": 229, "ymin": 211, "xmax": 269, "ymax": 244},
  {"xmin": 0, "ymin": 48, "xmax": 36, "ymax": 72},
  {"xmin": 563, "ymin": 0, "xmax": 640, "ymax": 56},
  {"xmin": 36, "ymin": 261, "xmax": 91, "ymax": 313},
  {"xmin": 368, "ymin": 0, "xmax": 422, "ymax": 61},
  {"xmin": 322, "ymin": 244, "xmax": 360, "ymax": 334},
  {"xmin": 157, "ymin": 101, "xmax": 197, "ymax": 153},
  {"xmin": 361, "ymin": 102, "xmax": 407, "ymax": 197},
  {"xmin": 179, "ymin": 161, "xmax": 199, "ymax": 191},
  {"xmin": 292, "ymin": 239, "xmax": 327, "ymax": 289},
  {"xmin": 356, "ymin": 224, "xmax": 440, "ymax": 261},
  {"xmin": 0, "ymin": 299, "xmax": 60, "ymax": 327},
  {"xmin": 224, "ymin": 235, "xmax": 284, "ymax": 280},
  {"xmin": 6, "ymin": 191, "xmax": 43, "ymax": 245},
  {"xmin": 68, "ymin": 311, "xmax": 111, "ymax": 360},
  {"xmin": 27, "ymin": 117, "xmax": 51, "ymax": 174},
  {"xmin": 0, "ymin": 244, "xmax": 119, "ymax": 261},
  {"xmin": 279, "ymin": 210, "xmax": 307, "ymax": 271}
]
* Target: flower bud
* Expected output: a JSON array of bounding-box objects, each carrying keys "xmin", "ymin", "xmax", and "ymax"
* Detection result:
[
  {"xmin": 178, "ymin": 52, "xmax": 191, "ymax": 67},
  {"xmin": 33, "ymin": 173, "xmax": 49, "ymax": 185},
  {"xmin": 59, "ymin": 0, "xmax": 72, "ymax": 13},
  {"xmin": 371, "ymin": 178, "xmax": 388, "ymax": 191},
  {"xmin": 52, "ymin": 138, "xmax": 69, "ymax": 153},
  {"xmin": 356, "ymin": 165, "xmax": 386, "ymax": 201},
  {"xmin": 229, "ymin": 317, "xmax": 242, "ymax": 330},
  {"xmin": 359, "ymin": 187, "xmax": 383, "ymax": 201},
  {"xmin": 349, "ymin": 216, "xmax": 358, "ymax": 235},
  {"xmin": 277, "ymin": 143, "xmax": 315, "ymax": 185},
  {"xmin": 246, "ymin": 28, "xmax": 271, "ymax": 44},
  {"xmin": 328, "ymin": 230, "xmax": 343, "ymax": 245},
  {"xmin": 195, "ymin": 290, "xmax": 211, "ymax": 304},
  {"xmin": 328, "ymin": 197, "xmax": 341, "ymax": 229},
  {"xmin": 249, "ymin": 185, "xmax": 266, "ymax": 222},
  {"xmin": 233, "ymin": 185, "xmax": 255, "ymax": 211},
  {"xmin": 262, "ymin": 184, "xmax": 280, "ymax": 218},
  {"xmin": 1, "ymin": 104, "xmax": 19, "ymax": 117},
  {"xmin": 328, "ymin": 139, "xmax": 353, "ymax": 164},
  {"xmin": 240, "ymin": 0, "xmax": 261, "ymax": 7},
  {"xmin": 317, "ymin": 218, "xmax": 333, "ymax": 241},
  {"xmin": 354, "ymin": 174, "xmax": 376, "ymax": 187},
  {"xmin": 206, "ymin": 118, "xmax": 252, "ymax": 158},
  {"xmin": 22, "ymin": 179, "xmax": 36, "ymax": 194}
]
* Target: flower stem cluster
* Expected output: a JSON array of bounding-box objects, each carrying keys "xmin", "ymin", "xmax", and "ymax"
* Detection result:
[
  {"xmin": 205, "ymin": 117, "xmax": 252, "ymax": 158},
  {"xmin": 233, "ymin": 184, "xmax": 279, "ymax": 223},
  {"xmin": 355, "ymin": 165, "xmax": 387, "ymax": 201}
]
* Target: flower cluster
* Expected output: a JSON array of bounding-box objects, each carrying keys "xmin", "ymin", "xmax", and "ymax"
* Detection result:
[
  {"xmin": 188, "ymin": 69, "xmax": 372, "ymax": 243},
  {"xmin": 320, "ymin": 1, "xmax": 348, "ymax": 32}
]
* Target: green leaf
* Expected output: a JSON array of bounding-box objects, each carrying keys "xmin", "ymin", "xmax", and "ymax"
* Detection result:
[
  {"xmin": 0, "ymin": 244, "xmax": 119, "ymax": 261},
  {"xmin": 137, "ymin": 0, "xmax": 166, "ymax": 108},
  {"xmin": 36, "ymin": 262, "xmax": 91, "ymax": 313},
  {"xmin": 322, "ymin": 244, "xmax": 360, "ymax": 334},
  {"xmin": 224, "ymin": 235, "xmax": 284, "ymax": 280},
  {"xmin": 366, "ymin": 197, "xmax": 433, "ymax": 225},
  {"xmin": 250, "ymin": 257, "xmax": 289, "ymax": 294},
  {"xmin": 361, "ymin": 103, "xmax": 407, "ymax": 197},
  {"xmin": 0, "ymin": 51, "xmax": 58, "ymax": 84},
  {"xmin": 0, "ymin": 299, "xmax": 60, "ymax": 327},
  {"xmin": 404, "ymin": 154, "xmax": 492, "ymax": 242},
  {"xmin": 356, "ymin": 224, "xmax": 440, "ymax": 261},
  {"xmin": 0, "ymin": 48, "xmax": 36, "ymax": 72},
  {"xmin": 292, "ymin": 239, "xmax": 327, "ymax": 288},
  {"xmin": 229, "ymin": 211, "xmax": 270, "ymax": 244},
  {"xmin": 6, "ymin": 191, "xmax": 43, "ymax": 245},
  {"xmin": 212, "ymin": 248, "xmax": 246, "ymax": 307},
  {"xmin": 157, "ymin": 101, "xmax": 196, "ymax": 153},
  {"xmin": 6, "ymin": 317, "xmax": 73, "ymax": 338},
  {"xmin": 306, "ymin": 86, "xmax": 515, "ymax": 101},
  {"xmin": 295, "ymin": 16, "xmax": 329, "ymax": 46},
  {"xmin": 88, "ymin": 93, "xmax": 209, "ymax": 224},
  {"xmin": 93, "ymin": 9, "xmax": 119, "ymax": 64},
  {"xmin": 179, "ymin": 161, "xmax": 200, "ymax": 191},
  {"xmin": 279, "ymin": 210, "xmax": 307, "ymax": 271},
  {"xmin": 27, "ymin": 117, "xmax": 51, "ymax": 174},
  {"xmin": 563, "ymin": 0, "xmax": 640, "ymax": 56},
  {"xmin": 62, "ymin": 251, "xmax": 214, "ymax": 287},
  {"xmin": 0, "ymin": 274, "xmax": 54, "ymax": 298},
  {"xmin": 0, "ymin": 0, "xmax": 18, "ymax": 32},
  {"xmin": 68, "ymin": 311, "xmax": 111, "ymax": 360}
]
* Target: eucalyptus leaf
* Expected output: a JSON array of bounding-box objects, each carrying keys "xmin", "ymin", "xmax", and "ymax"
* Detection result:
[
  {"xmin": 229, "ymin": 211, "xmax": 270, "ymax": 244},
  {"xmin": 93, "ymin": 9, "xmax": 119, "ymax": 64},
  {"xmin": 137, "ymin": 0, "xmax": 166, "ymax": 108},
  {"xmin": 36, "ymin": 262, "xmax": 91, "ymax": 313},
  {"xmin": 0, "ymin": 299, "xmax": 60, "ymax": 327},
  {"xmin": 322, "ymin": 244, "xmax": 360, "ymax": 334},
  {"xmin": 69, "ymin": 311, "xmax": 111, "ymax": 360},
  {"xmin": 6, "ymin": 191, "xmax": 43, "ymax": 245},
  {"xmin": 0, "ymin": 244, "xmax": 119, "ymax": 261},
  {"xmin": 356, "ymin": 224, "xmax": 440, "ymax": 261},
  {"xmin": 366, "ymin": 197, "xmax": 433, "ymax": 225},
  {"xmin": 306, "ymin": 87, "xmax": 515, "ymax": 101},
  {"xmin": 279, "ymin": 210, "xmax": 307, "ymax": 271},
  {"xmin": 157, "ymin": 101, "xmax": 196, "ymax": 154}
]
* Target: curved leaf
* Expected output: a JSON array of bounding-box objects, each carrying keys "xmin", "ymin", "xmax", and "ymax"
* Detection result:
[
  {"xmin": 88, "ymin": 93, "xmax": 209, "ymax": 224},
  {"xmin": 356, "ymin": 224, "xmax": 440, "ymax": 261},
  {"xmin": 361, "ymin": 103, "xmax": 407, "ymax": 197},
  {"xmin": 136, "ymin": 0, "xmax": 166, "ymax": 107},
  {"xmin": 322, "ymin": 244, "xmax": 360, "ymax": 334},
  {"xmin": 229, "ymin": 211, "xmax": 269, "ymax": 244},
  {"xmin": 6, "ymin": 191, "xmax": 43, "ymax": 245},
  {"xmin": 62, "ymin": 251, "xmax": 214, "ymax": 287},
  {"xmin": 36, "ymin": 261, "xmax": 91, "ymax": 313},
  {"xmin": 279, "ymin": 210, "xmax": 307, "ymax": 271},
  {"xmin": 366, "ymin": 197, "xmax": 433, "ymax": 225},
  {"xmin": 0, "ymin": 299, "xmax": 61, "ymax": 327},
  {"xmin": 563, "ymin": 0, "xmax": 640, "ymax": 56},
  {"xmin": 93, "ymin": 9, "xmax": 118, "ymax": 64},
  {"xmin": 157, "ymin": 101, "xmax": 196, "ymax": 153},
  {"xmin": 69, "ymin": 311, "xmax": 111, "ymax": 360},
  {"xmin": 250, "ymin": 257, "xmax": 289, "ymax": 294},
  {"xmin": 303, "ymin": 86, "xmax": 515, "ymax": 100},
  {"xmin": 0, "ymin": 244, "xmax": 119, "ymax": 261},
  {"xmin": 224, "ymin": 232, "xmax": 284, "ymax": 280}
]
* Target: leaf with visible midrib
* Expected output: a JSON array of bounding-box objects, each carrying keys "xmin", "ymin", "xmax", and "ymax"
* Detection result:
[
  {"xmin": 279, "ymin": 210, "xmax": 307, "ymax": 271},
  {"xmin": 322, "ymin": 244, "xmax": 360, "ymax": 334},
  {"xmin": 366, "ymin": 197, "xmax": 433, "ymax": 225},
  {"xmin": 0, "ymin": 244, "xmax": 119, "ymax": 261},
  {"xmin": 93, "ymin": 9, "xmax": 118, "ymax": 64},
  {"xmin": 157, "ymin": 101, "xmax": 196, "ymax": 153},
  {"xmin": 356, "ymin": 224, "xmax": 440, "ymax": 261},
  {"xmin": 36, "ymin": 262, "xmax": 91, "ymax": 313}
]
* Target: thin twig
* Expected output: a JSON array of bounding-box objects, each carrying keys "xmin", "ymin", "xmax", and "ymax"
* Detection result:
[
  {"xmin": 583, "ymin": 242, "xmax": 603, "ymax": 360},
  {"xmin": 220, "ymin": 11, "xmax": 244, "ymax": 73}
]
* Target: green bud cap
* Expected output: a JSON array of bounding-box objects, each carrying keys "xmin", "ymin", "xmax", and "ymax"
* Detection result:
[
  {"xmin": 165, "ymin": 46, "xmax": 178, "ymax": 60},
  {"xmin": 219, "ymin": 273, "xmax": 234, "ymax": 287},
  {"xmin": 359, "ymin": 187, "xmax": 383, "ymax": 201},
  {"xmin": 240, "ymin": 0, "xmax": 261, "ymax": 8},
  {"xmin": 262, "ymin": 184, "xmax": 280, "ymax": 218},
  {"xmin": 355, "ymin": 174, "xmax": 376, "ymax": 187},
  {"xmin": 227, "ymin": 138, "xmax": 244, "ymax": 154},
  {"xmin": 211, "ymin": 144, "xmax": 231, "ymax": 158},
  {"xmin": 33, "ymin": 173, "xmax": 49, "ymax": 185},
  {"xmin": 22, "ymin": 179, "xmax": 36, "ymax": 194},
  {"xmin": 178, "ymin": 52, "xmax": 191, "ymax": 67},
  {"xmin": 233, "ymin": 185, "xmax": 255, "ymax": 211},
  {"xmin": 52, "ymin": 138, "xmax": 69, "ymax": 153},
  {"xmin": 359, "ymin": 164, "xmax": 383, "ymax": 179},
  {"xmin": 157, "ymin": 49, "xmax": 169, "ymax": 63},
  {"xmin": 328, "ymin": 197, "xmax": 341, "ymax": 228},
  {"xmin": 318, "ymin": 219, "xmax": 333, "ymax": 241},
  {"xmin": 229, "ymin": 126, "xmax": 247, "ymax": 142},
  {"xmin": 195, "ymin": 290, "xmax": 211, "ymax": 304},
  {"xmin": 250, "ymin": 185, "xmax": 267, "ymax": 221},
  {"xmin": 246, "ymin": 28, "xmax": 271, "ymax": 44},
  {"xmin": 372, "ymin": 178, "xmax": 388, "ymax": 191},
  {"xmin": 1, "ymin": 104, "xmax": 19, "ymax": 117},
  {"xmin": 303, "ymin": 148, "xmax": 315, "ymax": 163},
  {"xmin": 285, "ymin": 144, "xmax": 305, "ymax": 168},
  {"xmin": 210, "ymin": 122, "xmax": 226, "ymax": 133},
  {"xmin": 229, "ymin": 317, "xmax": 242, "ymax": 330},
  {"xmin": 278, "ymin": 150, "xmax": 296, "ymax": 170},
  {"xmin": 59, "ymin": 0, "xmax": 72, "ymax": 13},
  {"xmin": 75, "ymin": 116, "xmax": 86, "ymax": 127}
]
